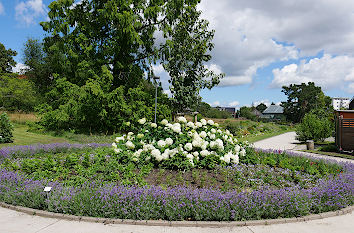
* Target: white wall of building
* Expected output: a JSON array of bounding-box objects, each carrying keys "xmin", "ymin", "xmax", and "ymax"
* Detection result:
[{"xmin": 332, "ymin": 98, "xmax": 350, "ymax": 110}]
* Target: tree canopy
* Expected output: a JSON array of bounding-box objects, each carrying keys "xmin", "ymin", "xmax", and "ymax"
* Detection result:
[
  {"xmin": 281, "ymin": 82, "xmax": 332, "ymax": 123},
  {"xmin": 256, "ymin": 103, "xmax": 267, "ymax": 113},
  {"xmin": 40, "ymin": 0, "xmax": 222, "ymax": 109},
  {"xmin": 0, "ymin": 43, "xmax": 17, "ymax": 73}
]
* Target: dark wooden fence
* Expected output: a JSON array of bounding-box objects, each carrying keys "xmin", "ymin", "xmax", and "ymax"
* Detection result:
[{"xmin": 336, "ymin": 118, "xmax": 354, "ymax": 151}]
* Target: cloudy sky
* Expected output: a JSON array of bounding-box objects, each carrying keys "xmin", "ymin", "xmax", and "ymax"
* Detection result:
[{"xmin": 1, "ymin": 0, "xmax": 354, "ymax": 108}]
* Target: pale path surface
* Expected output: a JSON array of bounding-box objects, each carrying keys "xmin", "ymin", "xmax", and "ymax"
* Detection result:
[
  {"xmin": 0, "ymin": 131, "xmax": 353, "ymax": 233},
  {"xmin": 253, "ymin": 131, "xmax": 300, "ymax": 150}
]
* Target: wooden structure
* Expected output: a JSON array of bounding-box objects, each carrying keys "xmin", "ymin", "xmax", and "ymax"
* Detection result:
[{"xmin": 335, "ymin": 110, "xmax": 354, "ymax": 151}]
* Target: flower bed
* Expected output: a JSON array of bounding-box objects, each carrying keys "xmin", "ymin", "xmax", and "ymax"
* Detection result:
[{"xmin": 0, "ymin": 120, "xmax": 352, "ymax": 221}]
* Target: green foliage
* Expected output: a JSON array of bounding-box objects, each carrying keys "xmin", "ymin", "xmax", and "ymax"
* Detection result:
[
  {"xmin": 22, "ymin": 38, "xmax": 52, "ymax": 94},
  {"xmin": 0, "ymin": 42, "xmax": 17, "ymax": 73},
  {"xmin": 40, "ymin": 0, "xmax": 219, "ymax": 118},
  {"xmin": 238, "ymin": 106, "xmax": 257, "ymax": 120},
  {"xmin": 0, "ymin": 73, "xmax": 40, "ymax": 112},
  {"xmin": 296, "ymin": 109, "xmax": 333, "ymax": 142},
  {"xmin": 38, "ymin": 66, "xmax": 172, "ymax": 134},
  {"xmin": 256, "ymin": 103, "xmax": 267, "ymax": 113},
  {"xmin": 281, "ymin": 82, "xmax": 333, "ymax": 123},
  {"xmin": 0, "ymin": 112, "xmax": 14, "ymax": 143},
  {"xmin": 196, "ymin": 102, "xmax": 232, "ymax": 119},
  {"xmin": 160, "ymin": 6, "xmax": 223, "ymax": 112},
  {"xmin": 222, "ymin": 120, "xmax": 289, "ymax": 138}
]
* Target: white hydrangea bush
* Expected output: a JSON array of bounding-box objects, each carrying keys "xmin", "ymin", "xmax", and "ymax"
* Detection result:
[{"xmin": 112, "ymin": 117, "xmax": 248, "ymax": 170}]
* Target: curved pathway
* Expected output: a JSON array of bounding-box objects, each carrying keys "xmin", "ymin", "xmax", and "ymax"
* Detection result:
[{"xmin": 0, "ymin": 132, "xmax": 353, "ymax": 233}]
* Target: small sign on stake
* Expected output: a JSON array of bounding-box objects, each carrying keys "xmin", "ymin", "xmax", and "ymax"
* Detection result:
[{"xmin": 44, "ymin": 187, "xmax": 52, "ymax": 192}]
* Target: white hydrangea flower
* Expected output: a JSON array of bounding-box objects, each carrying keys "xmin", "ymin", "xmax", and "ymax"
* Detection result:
[
  {"xmin": 165, "ymin": 138, "xmax": 173, "ymax": 146},
  {"xmin": 195, "ymin": 122, "xmax": 202, "ymax": 128},
  {"xmin": 200, "ymin": 119, "xmax": 207, "ymax": 125},
  {"xmin": 211, "ymin": 128, "xmax": 216, "ymax": 134},
  {"xmin": 166, "ymin": 123, "xmax": 173, "ymax": 128},
  {"xmin": 128, "ymin": 132, "xmax": 134, "ymax": 136},
  {"xmin": 225, "ymin": 129, "xmax": 231, "ymax": 135},
  {"xmin": 186, "ymin": 121, "xmax": 195, "ymax": 128},
  {"xmin": 234, "ymin": 145, "xmax": 241, "ymax": 152},
  {"xmin": 137, "ymin": 133, "xmax": 144, "ymax": 139},
  {"xmin": 240, "ymin": 148, "xmax": 246, "ymax": 157},
  {"xmin": 151, "ymin": 149, "xmax": 162, "ymax": 160},
  {"xmin": 209, "ymin": 141, "xmax": 216, "ymax": 149},
  {"xmin": 172, "ymin": 123, "xmax": 181, "ymax": 133},
  {"xmin": 143, "ymin": 144, "xmax": 155, "ymax": 152},
  {"xmin": 224, "ymin": 153, "xmax": 231, "ymax": 163},
  {"xmin": 215, "ymin": 123, "xmax": 219, "ymax": 127},
  {"xmin": 187, "ymin": 131, "xmax": 193, "ymax": 137},
  {"xmin": 217, "ymin": 129, "xmax": 222, "ymax": 134},
  {"xmin": 112, "ymin": 142, "xmax": 117, "ymax": 148},
  {"xmin": 151, "ymin": 123, "xmax": 157, "ymax": 128},
  {"xmin": 210, "ymin": 134, "xmax": 216, "ymax": 139},
  {"xmin": 161, "ymin": 119, "xmax": 168, "ymax": 125},
  {"xmin": 200, "ymin": 150, "xmax": 210, "ymax": 157},
  {"xmin": 114, "ymin": 148, "xmax": 122, "ymax": 153},
  {"xmin": 125, "ymin": 141, "xmax": 135, "ymax": 149},
  {"xmin": 157, "ymin": 140, "xmax": 166, "ymax": 148},
  {"xmin": 223, "ymin": 135, "xmax": 228, "ymax": 140},
  {"xmin": 207, "ymin": 119, "xmax": 214, "ymax": 125},
  {"xmin": 193, "ymin": 151, "xmax": 199, "ymax": 157},
  {"xmin": 138, "ymin": 118, "xmax": 146, "ymax": 124},
  {"xmin": 133, "ymin": 149, "xmax": 143, "ymax": 157},
  {"xmin": 161, "ymin": 152, "xmax": 169, "ymax": 160},
  {"xmin": 184, "ymin": 143, "xmax": 193, "ymax": 151},
  {"xmin": 115, "ymin": 136, "xmax": 125, "ymax": 142},
  {"xmin": 186, "ymin": 153, "xmax": 194, "ymax": 160},
  {"xmin": 199, "ymin": 131, "xmax": 207, "ymax": 138},
  {"xmin": 177, "ymin": 116, "xmax": 187, "ymax": 123}
]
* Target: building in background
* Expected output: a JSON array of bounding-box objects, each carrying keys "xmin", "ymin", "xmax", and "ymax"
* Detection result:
[
  {"xmin": 261, "ymin": 104, "xmax": 284, "ymax": 120},
  {"xmin": 332, "ymin": 97, "xmax": 350, "ymax": 110},
  {"xmin": 214, "ymin": 107, "xmax": 237, "ymax": 118}
]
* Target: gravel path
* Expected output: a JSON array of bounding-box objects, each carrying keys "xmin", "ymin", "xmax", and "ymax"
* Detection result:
[{"xmin": 0, "ymin": 132, "xmax": 353, "ymax": 233}]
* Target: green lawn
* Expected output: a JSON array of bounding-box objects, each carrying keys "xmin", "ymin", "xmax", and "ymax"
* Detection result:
[
  {"xmin": 301, "ymin": 150, "xmax": 354, "ymax": 160},
  {"xmin": 0, "ymin": 124, "xmax": 72, "ymax": 148},
  {"xmin": 1, "ymin": 122, "xmax": 291, "ymax": 149}
]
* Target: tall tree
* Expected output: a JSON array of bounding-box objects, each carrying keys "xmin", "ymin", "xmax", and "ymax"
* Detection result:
[
  {"xmin": 256, "ymin": 103, "xmax": 267, "ymax": 112},
  {"xmin": 281, "ymin": 82, "xmax": 332, "ymax": 123},
  {"xmin": 0, "ymin": 43, "xmax": 17, "ymax": 73},
  {"xmin": 22, "ymin": 38, "xmax": 52, "ymax": 93},
  {"xmin": 40, "ymin": 0, "xmax": 221, "ymax": 107}
]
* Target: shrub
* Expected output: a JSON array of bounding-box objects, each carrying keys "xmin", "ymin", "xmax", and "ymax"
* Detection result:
[
  {"xmin": 37, "ymin": 67, "xmax": 172, "ymax": 134},
  {"xmin": 296, "ymin": 110, "xmax": 333, "ymax": 142},
  {"xmin": 112, "ymin": 117, "xmax": 248, "ymax": 170},
  {"xmin": 0, "ymin": 73, "xmax": 40, "ymax": 112},
  {"xmin": 0, "ymin": 112, "xmax": 14, "ymax": 143}
]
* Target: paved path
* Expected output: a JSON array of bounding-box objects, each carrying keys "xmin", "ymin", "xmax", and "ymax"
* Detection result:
[
  {"xmin": 0, "ymin": 132, "xmax": 353, "ymax": 233},
  {"xmin": 253, "ymin": 131, "xmax": 301, "ymax": 150}
]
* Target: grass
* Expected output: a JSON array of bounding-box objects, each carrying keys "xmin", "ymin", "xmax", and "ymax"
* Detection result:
[
  {"xmin": 1, "ymin": 113, "xmax": 290, "ymax": 149},
  {"xmin": 301, "ymin": 150, "xmax": 354, "ymax": 160},
  {"xmin": 0, "ymin": 124, "xmax": 72, "ymax": 148}
]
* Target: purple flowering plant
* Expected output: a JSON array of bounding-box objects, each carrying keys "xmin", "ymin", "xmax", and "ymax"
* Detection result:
[{"xmin": 0, "ymin": 143, "xmax": 352, "ymax": 221}]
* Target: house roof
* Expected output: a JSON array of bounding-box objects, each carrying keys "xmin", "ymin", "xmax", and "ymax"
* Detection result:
[{"xmin": 263, "ymin": 105, "xmax": 284, "ymax": 114}]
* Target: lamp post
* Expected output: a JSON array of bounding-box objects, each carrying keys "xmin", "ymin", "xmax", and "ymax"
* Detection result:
[{"xmin": 153, "ymin": 76, "xmax": 160, "ymax": 123}]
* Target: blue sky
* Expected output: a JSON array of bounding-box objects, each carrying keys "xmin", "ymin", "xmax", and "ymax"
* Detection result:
[{"xmin": 1, "ymin": 0, "xmax": 354, "ymax": 108}]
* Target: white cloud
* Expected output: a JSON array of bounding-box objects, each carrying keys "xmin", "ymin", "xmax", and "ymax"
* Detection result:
[
  {"xmin": 0, "ymin": 2, "xmax": 4, "ymax": 15},
  {"xmin": 253, "ymin": 99, "xmax": 271, "ymax": 107},
  {"xmin": 209, "ymin": 101, "xmax": 220, "ymax": 107},
  {"xmin": 228, "ymin": 101, "xmax": 240, "ymax": 107},
  {"xmin": 12, "ymin": 63, "xmax": 29, "ymax": 74},
  {"xmin": 197, "ymin": 0, "xmax": 354, "ymax": 88},
  {"xmin": 15, "ymin": 0, "xmax": 47, "ymax": 26},
  {"xmin": 271, "ymin": 54, "xmax": 354, "ymax": 92}
]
